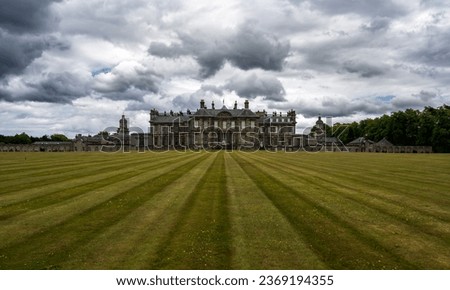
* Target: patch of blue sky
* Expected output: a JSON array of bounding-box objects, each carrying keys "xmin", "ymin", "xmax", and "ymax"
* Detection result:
[
  {"xmin": 376, "ymin": 95, "xmax": 394, "ymax": 103},
  {"xmin": 91, "ymin": 67, "xmax": 112, "ymax": 77}
]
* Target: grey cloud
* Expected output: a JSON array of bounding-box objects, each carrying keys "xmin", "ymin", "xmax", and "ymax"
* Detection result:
[
  {"xmin": 200, "ymin": 84, "xmax": 224, "ymax": 96},
  {"xmin": 226, "ymin": 26, "xmax": 290, "ymax": 72},
  {"xmin": 148, "ymin": 42, "xmax": 188, "ymax": 58},
  {"xmin": 196, "ymin": 52, "xmax": 227, "ymax": 79},
  {"xmin": 408, "ymin": 29, "xmax": 450, "ymax": 67},
  {"xmin": 93, "ymin": 64, "xmax": 162, "ymax": 100},
  {"xmin": 99, "ymin": 90, "xmax": 147, "ymax": 102},
  {"xmin": 392, "ymin": 90, "xmax": 440, "ymax": 108},
  {"xmin": 0, "ymin": 0, "xmax": 61, "ymax": 33},
  {"xmin": 0, "ymin": 30, "xmax": 48, "ymax": 78},
  {"xmin": 305, "ymin": 0, "xmax": 407, "ymax": 17},
  {"xmin": 361, "ymin": 17, "xmax": 391, "ymax": 32},
  {"xmin": 415, "ymin": 90, "xmax": 437, "ymax": 102},
  {"xmin": 149, "ymin": 24, "xmax": 290, "ymax": 78},
  {"xmin": 223, "ymin": 73, "xmax": 286, "ymax": 102},
  {"xmin": 0, "ymin": 87, "xmax": 12, "ymax": 102},
  {"xmin": 171, "ymin": 72, "xmax": 287, "ymax": 111},
  {"xmin": 420, "ymin": 0, "xmax": 450, "ymax": 8},
  {"xmin": 341, "ymin": 60, "xmax": 386, "ymax": 78},
  {"xmin": 296, "ymin": 90, "xmax": 442, "ymax": 119},
  {"xmin": 126, "ymin": 101, "xmax": 153, "ymax": 111},
  {"xmin": 172, "ymin": 93, "xmax": 203, "ymax": 111},
  {"xmin": 14, "ymin": 72, "xmax": 89, "ymax": 104},
  {"xmin": 297, "ymin": 97, "xmax": 390, "ymax": 118}
]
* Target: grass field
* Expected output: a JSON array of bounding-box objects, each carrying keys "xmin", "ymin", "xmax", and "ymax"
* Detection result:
[{"xmin": 0, "ymin": 151, "xmax": 449, "ymax": 269}]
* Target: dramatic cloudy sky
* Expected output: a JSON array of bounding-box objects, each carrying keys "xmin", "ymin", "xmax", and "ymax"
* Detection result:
[{"xmin": 1, "ymin": 0, "xmax": 449, "ymax": 136}]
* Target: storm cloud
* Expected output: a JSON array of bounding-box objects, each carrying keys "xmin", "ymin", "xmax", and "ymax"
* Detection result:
[
  {"xmin": 149, "ymin": 24, "xmax": 290, "ymax": 78},
  {"xmin": 0, "ymin": 0, "xmax": 60, "ymax": 33},
  {"xmin": 0, "ymin": 31, "xmax": 48, "ymax": 78},
  {"xmin": 0, "ymin": 0, "xmax": 63, "ymax": 79}
]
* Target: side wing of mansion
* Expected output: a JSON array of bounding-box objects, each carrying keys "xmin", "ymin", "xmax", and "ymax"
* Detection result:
[{"xmin": 149, "ymin": 99, "xmax": 302, "ymax": 150}]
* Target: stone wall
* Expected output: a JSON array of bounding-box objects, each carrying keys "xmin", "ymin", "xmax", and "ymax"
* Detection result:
[{"xmin": 0, "ymin": 143, "xmax": 74, "ymax": 152}]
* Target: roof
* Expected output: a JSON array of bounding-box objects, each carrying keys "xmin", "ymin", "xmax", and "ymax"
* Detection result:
[
  {"xmin": 347, "ymin": 137, "xmax": 375, "ymax": 145},
  {"xmin": 324, "ymin": 137, "xmax": 342, "ymax": 143},
  {"xmin": 375, "ymin": 137, "xmax": 393, "ymax": 146},
  {"xmin": 33, "ymin": 141, "xmax": 73, "ymax": 145},
  {"xmin": 193, "ymin": 108, "xmax": 258, "ymax": 118},
  {"xmin": 150, "ymin": 115, "xmax": 191, "ymax": 124}
]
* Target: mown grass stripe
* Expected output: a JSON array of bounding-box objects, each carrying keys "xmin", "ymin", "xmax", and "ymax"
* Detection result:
[
  {"xmin": 0, "ymin": 153, "xmax": 104, "ymax": 174},
  {"xmin": 223, "ymin": 153, "xmax": 326, "ymax": 269},
  {"xmin": 244, "ymin": 153, "xmax": 450, "ymax": 227},
  {"xmin": 0, "ymin": 153, "xmax": 206, "ymax": 269},
  {"xmin": 0, "ymin": 155, "xmax": 192, "ymax": 221},
  {"xmin": 249, "ymin": 153, "xmax": 450, "ymax": 220},
  {"xmin": 242, "ymin": 153, "xmax": 450, "ymax": 269},
  {"xmin": 149, "ymin": 152, "xmax": 232, "ymax": 269},
  {"xmin": 233, "ymin": 152, "xmax": 416, "ymax": 269},
  {"xmin": 287, "ymin": 153, "xmax": 450, "ymax": 196},
  {"xmin": 0, "ymin": 153, "xmax": 174, "ymax": 194},
  {"xmin": 59, "ymin": 153, "xmax": 219, "ymax": 269},
  {"xmin": 0, "ymin": 153, "xmax": 203, "ymax": 251},
  {"xmin": 0, "ymin": 153, "xmax": 189, "ymax": 209}
]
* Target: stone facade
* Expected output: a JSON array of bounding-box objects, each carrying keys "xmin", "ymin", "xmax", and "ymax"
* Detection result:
[
  {"xmin": 149, "ymin": 100, "xmax": 298, "ymax": 150},
  {"xmin": 0, "ymin": 142, "xmax": 73, "ymax": 152}
]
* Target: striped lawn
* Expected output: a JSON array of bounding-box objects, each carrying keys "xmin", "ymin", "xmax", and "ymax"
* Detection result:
[{"xmin": 0, "ymin": 151, "xmax": 449, "ymax": 269}]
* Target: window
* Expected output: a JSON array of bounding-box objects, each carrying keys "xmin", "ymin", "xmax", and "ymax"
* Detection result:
[
  {"xmin": 214, "ymin": 120, "xmax": 218, "ymax": 128},
  {"xmin": 223, "ymin": 121, "xmax": 227, "ymax": 129},
  {"xmin": 241, "ymin": 120, "xmax": 246, "ymax": 129},
  {"xmin": 194, "ymin": 120, "xmax": 199, "ymax": 128},
  {"xmin": 250, "ymin": 120, "xmax": 255, "ymax": 128},
  {"xmin": 231, "ymin": 121, "xmax": 235, "ymax": 128}
]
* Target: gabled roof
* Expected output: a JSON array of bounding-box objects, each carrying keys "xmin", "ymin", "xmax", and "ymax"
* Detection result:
[
  {"xmin": 347, "ymin": 137, "xmax": 374, "ymax": 145},
  {"xmin": 375, "ymin": 137, "xmax": 393, "ymax": 146},
  {"xmin": 239, "ymin": 109, "xmax": 257, "ymax": 117},
  {"xmin": 194, "ymin": 108, "xmax": 212, "ymax": 116}
]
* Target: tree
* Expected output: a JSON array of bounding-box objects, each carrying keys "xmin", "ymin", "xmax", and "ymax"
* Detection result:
[
  {"xmin": 11, "ymin": 132, "xmax": 32, "ymax": 144},
  {"xmin": 41, "ymin": 135, "xmax": 51, "ymax": 141},
  {"xmin": 50, "ymin": 134, "xmax": 69, "ymax": 142}
]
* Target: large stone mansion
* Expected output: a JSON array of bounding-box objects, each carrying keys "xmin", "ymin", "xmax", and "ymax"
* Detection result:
[{"xmin": 149, "ymin": 99, "xmax": 299, "ymax": 150}]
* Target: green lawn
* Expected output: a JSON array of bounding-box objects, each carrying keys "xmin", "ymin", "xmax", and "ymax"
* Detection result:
[{"xmin": 0, "ymin": 151, "xmax": 449, "ymax": 269}]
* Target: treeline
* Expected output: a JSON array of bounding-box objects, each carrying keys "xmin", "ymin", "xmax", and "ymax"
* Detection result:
[
  {"xmin": 330, "ymin": 105, "xmax": 450, "ymax": 153},
  {"xmin": 0, "ymin": 133, "xmax": 70, "ymax": 144}
]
